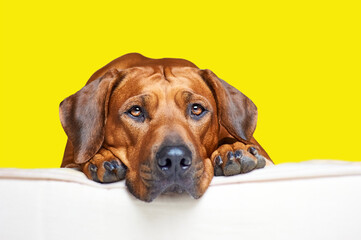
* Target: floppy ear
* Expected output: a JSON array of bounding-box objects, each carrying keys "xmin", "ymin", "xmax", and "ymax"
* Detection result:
[
  {"xmin": 200, "ymin": 69, "xmax": 258, "ymax": 142},
  {"xmin": 59, "ymin": 69, "xmax": 125, "ymax": 164}
]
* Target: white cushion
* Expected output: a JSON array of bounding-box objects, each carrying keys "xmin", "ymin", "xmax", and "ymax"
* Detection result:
[{"xmin": 0, "ymin": 160, "xmax": 360, "ymax": 240}]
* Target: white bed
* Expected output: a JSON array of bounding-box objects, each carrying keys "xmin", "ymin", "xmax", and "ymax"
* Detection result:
[{"xmin": 0, "ymin": 160, "xmax": 360, "ymax": 240}]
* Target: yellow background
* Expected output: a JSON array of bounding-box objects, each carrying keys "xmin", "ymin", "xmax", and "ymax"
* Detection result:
[{"xmin": 0, "ymin": 0, "xmax": 360, "ymax": 168}]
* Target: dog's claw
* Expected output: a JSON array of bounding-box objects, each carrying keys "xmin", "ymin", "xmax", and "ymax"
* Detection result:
[
  {"xmin": 90, "ymin": 164, "xmax": 97, "ymax": 172},
  {"xmin": 247, "ymin": 147, "xmax": 266, "ymax": 169},
  {"xmin": 214, "ymin": 156, "xmax": 224, "ymax": 176},
  {"xmin": 89, "ymin": 164, "xmax": 100, "ymax": 182},
  {"xmin": 234, "ymin": 150, "xmax": 243, "ymax": 160},
  {"xmin": 104, "ymin": 161, "xmax": 115, "ymax": 172},
  {"xmin": 248, "ymin": 147, "xmax": 258, "ymax": 155},
  {"xmin": 227, "ymin": 151, "xmax": 235, "ymax": 161},
  {"xmin": 215, "ymin": 155, "xmax": 223, "ymax": 166},
  {"xmin": 102, "ymin": 160, "xmax": 127, "ymax": 183},
  {"xmin": 115, "ymin": 161, "xmax": 127, "ymax": 179}
]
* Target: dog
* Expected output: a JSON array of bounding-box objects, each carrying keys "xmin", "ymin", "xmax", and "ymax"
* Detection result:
[{"xmin": 59, "ymin": 53, "xmax": 273, "ymax": 202}]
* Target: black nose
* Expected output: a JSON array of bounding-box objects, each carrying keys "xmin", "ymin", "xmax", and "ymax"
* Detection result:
[{"xmin": 156, "ymin": 146, "xmax": 192, "ymax": 173}]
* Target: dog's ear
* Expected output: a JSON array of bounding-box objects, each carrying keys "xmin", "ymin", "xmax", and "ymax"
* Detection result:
[
  {"xmin": 200, "ymin": 69, "xmax": 258, "ymax": 142},
  {"xmin": 59, "ymin": 69, "xmax": 125, "ymax": 164}
]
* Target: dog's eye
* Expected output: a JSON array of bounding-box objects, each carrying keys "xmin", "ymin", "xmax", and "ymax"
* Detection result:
[
  {"xmin": 190, "ymin": 104, "xmax": 207, "ymax": 119},
  {"xmin": 127, "ymin": 106, "xmax": 145, "ymax": 121},
  {"xmin": 191, "ymin": 104, "xmax": 204, "ymax": 116}
]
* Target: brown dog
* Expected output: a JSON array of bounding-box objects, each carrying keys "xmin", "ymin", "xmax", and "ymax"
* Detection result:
[{"xmin": 60, "ymin": 53, "xmax": 273, "ymax": 202}]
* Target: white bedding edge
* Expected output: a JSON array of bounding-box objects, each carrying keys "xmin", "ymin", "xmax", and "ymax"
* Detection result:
[
  {"xmin": 0, "ymin": 160, "xmax": 360, "ymax": 188},
  {"xmin": 0, "ymin": 160, "xmax": 360, "ymax": 240}
]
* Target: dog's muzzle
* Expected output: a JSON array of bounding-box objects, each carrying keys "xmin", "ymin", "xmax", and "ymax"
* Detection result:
[{"xmin": 154, "ymin": 144, "xmax": 195, "ymax": 194}]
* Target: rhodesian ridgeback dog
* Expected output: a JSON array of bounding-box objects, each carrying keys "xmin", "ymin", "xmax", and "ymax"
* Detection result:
[{"xmin": 60, "ymin": 53, "xmax": 273, "ymax": 202}]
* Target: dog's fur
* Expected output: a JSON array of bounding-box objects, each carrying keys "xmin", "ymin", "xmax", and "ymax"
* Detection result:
[{"xmin": 60, "ymin": 53, "xmax": 272, "ymax": 202}]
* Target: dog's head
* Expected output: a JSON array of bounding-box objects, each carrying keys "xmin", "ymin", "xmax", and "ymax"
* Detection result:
[{"xmin": 60, "ymin": 53, "xmax": 257, "ymax": 201}]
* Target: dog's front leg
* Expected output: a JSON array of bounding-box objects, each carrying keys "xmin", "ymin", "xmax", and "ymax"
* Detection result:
[
  {"xmin": 82, "ymin": 147, "xmax": 127, "ymax": 183},
  {"xmin": 211, "ymin": 142, "xmax": 273, "ymax": 176}
]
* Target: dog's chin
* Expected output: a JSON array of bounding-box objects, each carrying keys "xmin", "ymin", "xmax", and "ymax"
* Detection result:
[
  {"xmin": 162, "ymin": 184, "xmax": 188, "ymax": 195},
  {"xmin": 131, "ymin": 182, "xmax": 203, "ymax": 203},
  {"xmin": 146, "ymin": 182, "xmax": 200, "ymax": 202}
]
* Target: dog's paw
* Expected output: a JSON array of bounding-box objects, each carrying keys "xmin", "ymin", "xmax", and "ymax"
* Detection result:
[
  {"xmin": 82, "ymin": 148, "xmax": 127, "ymax": 183},
  {"xmin": 211, "ymin": 142, "xmax": 270, "ymax": 176}
]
